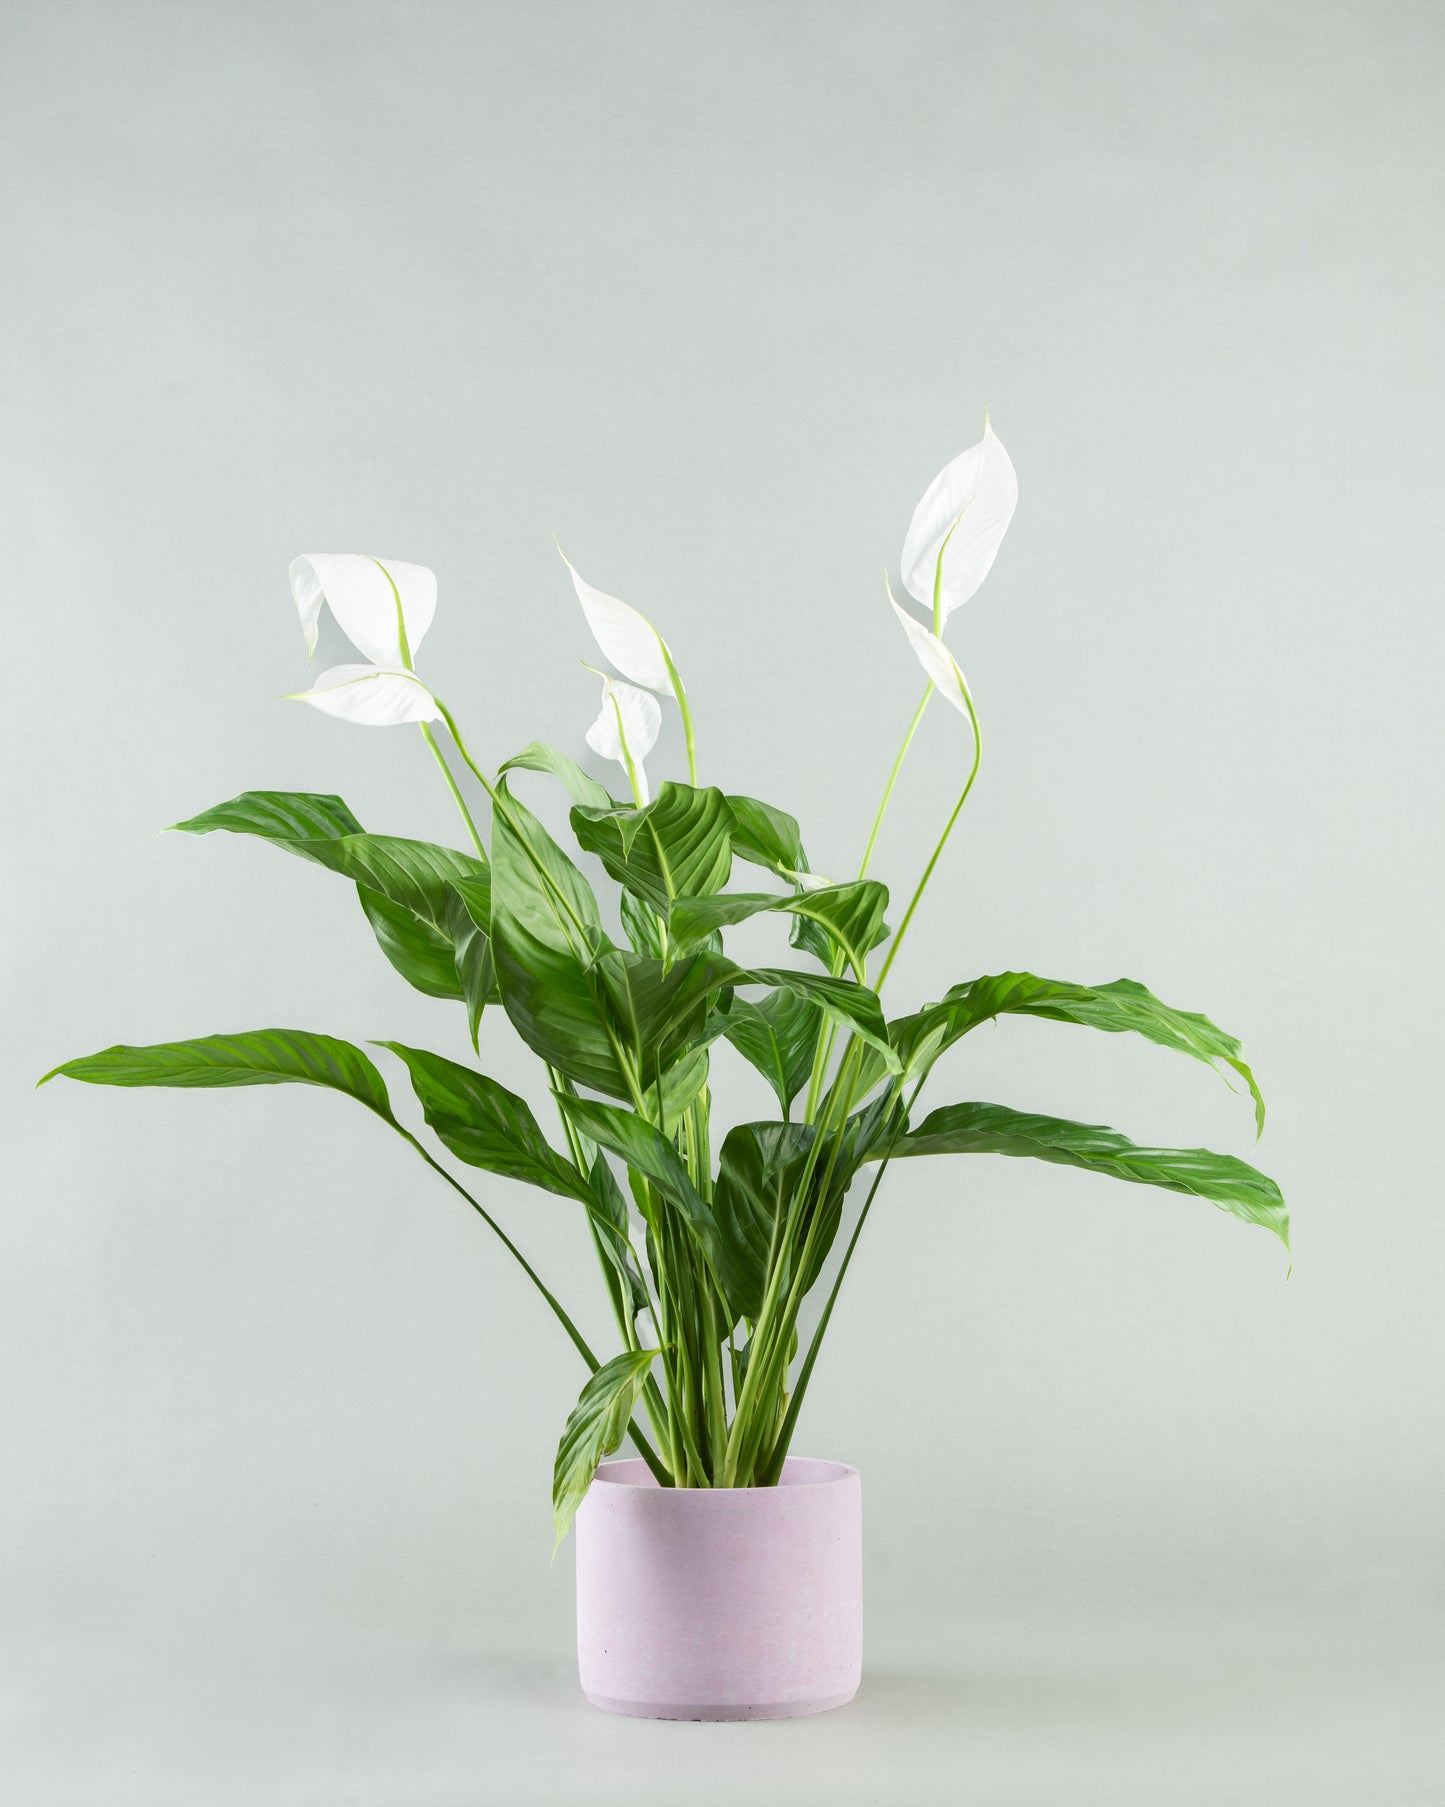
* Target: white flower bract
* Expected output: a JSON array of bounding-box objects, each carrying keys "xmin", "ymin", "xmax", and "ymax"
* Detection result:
[
  {"xmin": 562, "ymin": 553, "xmax": 676, "ymax": 696},
  {"xmin": 289, "ymin": 554, "xmax": 438, "ymax": 669},
  {"xmin": 586, "ymin": 675, "xmax": 661, "ymax": 802},
  {"xmin": 887, "ymin": 582, "xmax": 972, "ymax": 716},
  {"xmin": 287, "ymin": 663, "xmax": 442, "ymax": 727},
  {"xmin": 899, "ymin": 419, "xmax": 1018, "ymax": 626}
]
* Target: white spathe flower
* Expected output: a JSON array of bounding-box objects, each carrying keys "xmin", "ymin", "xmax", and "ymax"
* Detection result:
[
  {"xmin": 887, "ymin": 580, "xmax": 971, "ymax": 716},
  {"xmin": 287, "ymin": 663, "xmax": 442, "ymax": 727},
  {"xmin": 899, "ymin": 418, "xmax": 1018, "ymax": 626},
  {"xmin": 561, "ymin": 551, "xmax": 676, "ymax": 696},
  {"xmin": 290, "ymin": 554, "xmax": 438, "ymax": 668},
  {"xmin": 586, "ymin": 674, "xmax": 661, "ymax": 803}
]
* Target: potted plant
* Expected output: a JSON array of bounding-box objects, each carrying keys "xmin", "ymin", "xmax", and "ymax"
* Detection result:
[{"xmin": 41, "ymin": 422, "xmax": 1287, "ymax": 1720}]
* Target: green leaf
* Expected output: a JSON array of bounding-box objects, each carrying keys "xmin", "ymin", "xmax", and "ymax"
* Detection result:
[
  {"xmin": 725, "ymin": 794, "xmax": 810, "ymax": 882},
  {"xmin": 376, "ymin": 1042, "xmax": 592, "ymax": 1203},
  {"xmin": 169, "ymin": 789, "xmax": 364, "ymax": 856},
  {"xmin": 40, "ymin": 1029, "xmax": 396, "ymax": 1122},
  {"xmin": 591, "ymin": 948, "xmax": 731, "ymax": 1080},
  {"xmin": 499, "ymin": 742, "xmax": 614, "ymax": 811},
  {"xmin": 570, "ymin": 783, "xmax": 735, "ymax": 917},
  {"xmin": 553, "ymin": 1347, "xmax": 658, "ymax": 1552},
  {"xmin": 489, "ymin": 786, "xmax": 629, "ymax": 1097},
  {"xmin": 299, "ymin": 834, "xmax": 489, "ymax": 934},
  {"xmin": 173, "ymin": 793, "xmax": 485, "ymax": 931},
  {"xmin": 583, "ymin": 1150, "xmax": 651, "ymax": 1320},
  {"xmin": 554, "ymin": 1094, "xmax": 736, "ymax": 1293},
  {"xmin": 722, "ymin": 794, "xmax": 836, "ymax": 968},
  {"xmin": 712, "ymin": 1094, "xmax": 901, "ymax": 1322},
  {"xmin": 670, "ymin": 880, "xmax": 889, "ymax": 976},
  {"xmin": 173, "ymin": 792, "xmax": 490, "ymax": 1007},
  {"xmin": 445, "ymin": 876, "xmax": 497, "ymax": 1052},
  {"xmin": 741, "ymin": 968, "xmax": 899, "ymax": 1070},
  {"xmin": 885, "ymin": 1101, "xmax": 1289, "ymax": 1248},
  {"xmin": 712, "ymin": 1120, "xmax": 815, "ymax": 1321},
  {"xmin": 655, "ymin": 1043, "xmax": 712, "ymax": 1136},
  {"xmin": 358, "ymin": 884, "xmax": 464, "ymax": 1000},
  {"xmin": 715, "ymin": 987, "xmax": 822, "ymax": 1117},
  {"xmin": 882, "ymin": 972, "xmax": 1266, "ymax": 1135},
  {"xmin": 619, "ymin": 887, "xmax": 664, "ymax": 958}
]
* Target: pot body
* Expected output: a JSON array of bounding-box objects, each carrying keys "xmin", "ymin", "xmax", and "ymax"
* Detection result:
[{"xmin": 574, "ymin": 1456, "xmax": 862, "ymax": 1720}]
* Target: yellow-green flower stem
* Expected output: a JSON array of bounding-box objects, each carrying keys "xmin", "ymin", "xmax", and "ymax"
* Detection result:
[
  {"xmin": 856, "ymin": 683, "xmax": 933, "ymax": 882},
  {"xmin": 610, "ymin": 692, "xmax": 647, "ymax": 807},
  {"xmin": 374, "ymin": 557, "xmax": 414, "ymax": 670},
  {"xmin": 876, "ymin": 672, "xmax": 982, "ymax": 991},
  {"xmin": 418, "ymin": 723, "xmax": 487, "ymax": 858},
  {"xmin": 660, "ymin": 644, "xmax": 698, "ymax": 785}
]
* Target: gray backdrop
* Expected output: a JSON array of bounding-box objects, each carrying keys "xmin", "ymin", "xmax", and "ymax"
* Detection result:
[{"xmin": 3, "ymin": 3, "xmax": 1441, "ymax": 1802}]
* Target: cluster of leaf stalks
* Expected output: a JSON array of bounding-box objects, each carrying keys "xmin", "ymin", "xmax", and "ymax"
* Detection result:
[{"xmin": 43, "ymin": 482, "xmax": 1289, "ymax": 1552}]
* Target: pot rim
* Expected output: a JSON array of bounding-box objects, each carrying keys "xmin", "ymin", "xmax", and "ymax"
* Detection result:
[{"xmin": 590, "ymin": 1455, "xmax": 858, "ymax": 1495}]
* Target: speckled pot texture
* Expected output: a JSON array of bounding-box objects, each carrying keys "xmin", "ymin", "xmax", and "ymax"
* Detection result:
[{"xmin": 574, "ymin": 1456, "xmax": 863, "ymax": 1721}]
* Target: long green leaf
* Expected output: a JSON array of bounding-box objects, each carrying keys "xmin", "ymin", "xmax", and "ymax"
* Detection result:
[
  {"xmin": 571, "ymin": 783, "xmax": 734, "ymax": 916},
  {"xmin": 724, "ymin": 794, "xmax": 810, "ymax": 882},
  {"xmin": 713, "ymin": 1091, "xmax": 903, "ymax": 1322},
  {"xmin": 173, "ymin": 793, "xmax": 485, "ymax": 930},
  {"xmin": 845, "ymin": 971, "xmax": 1269, "ymax": 1131},
  {"xmin": 376, "ymin": 1042, "xmax": 592, "ymax": 1203},
  {"xmin": 723, "ymin": 794, "xmax": 833, "ymax": 965},
  {"xmin": 591, "ymin": 948, "xmax": 731, "ymax": 1078},
  {"xmin": 553, "ymin": 1347, "xmax": 658, "ymax": 1551},
  {"xmin": 554, "ymin": 1094, "xmax": 736, "ymax": 1293},
  {"xmin": 670, "ymin": 881, "xmax": 888, "ymax": 975},
  {"xmin": 741, "ymin": 967, "xmax": 899, "ymax": 1069},
  {"xmin": 40, "ymin": 1029, "xmax": 396, "ymax": 1121},
  {"xmin": 499, "ymin": 742, "xmax": 614, "ymax": 811},
  {"xmin": 489, "ymin": 786, "xmax": 628, "ymax": 1097},
  {"xmin": 712, "ymin": 1120, "xmax": 816, "ymax": 1321},
  {"xmin": 169, "ymin": 789, "xmax": 363, "ymax": 855},
  {"xmin": 173, "ymin": 792, "xmax": 489, "ymax": 1006},
  {"xmin": 885, "ymin": 1101, "xmax": 1289, "ymax": 1247},
  {"xmin": 714, "ymin": 987, "xmax": 822, "ymax": 1117},
  {"xmin": 582, "ymin": 1148, "xmax": 651, "ymax": 1320},
  {"xmin": 41, "ymin": 1029, "xmax": 609, "ymax": 1377},
  {"xmin": 445, "ymin": 875, "xmax": 497, "ymax": 1051},
  {"xmin": 299, "ymin": 835, "xmax": 489, "ymax": 934},
  {"xmin": 358, "ymin": 884, "xmax": 465, "ymax": 1000},
  {"xmin": 952, "ymin": 975, "xmax": 1266, "ymax": 1135}
]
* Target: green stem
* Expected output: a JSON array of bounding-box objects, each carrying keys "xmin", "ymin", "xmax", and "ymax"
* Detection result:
[
  {"xmin": 875, "ymin": 677, "xmax": 982, "ymax": 991},
  {"xmin": 396, "ymin": 1127, "xmax": 600, "ymax": 1373},
  {"xmin": 419, "ymin": 723, "xmax": 486, "ymax": 858},
  {"xmin": 857, "ymin": 685, "xmax": 932, "ymax": 881},
  {"xmin": 761, "ymin": 1073, "xmax": 926, "ymax": 1484},
  {"xmin": 660, "ymin": 645, "xmax": 698, "ymax": 785},
  {"xmin": 799, "ymin": 681, "xmax": 934, "ymax": 1123}
]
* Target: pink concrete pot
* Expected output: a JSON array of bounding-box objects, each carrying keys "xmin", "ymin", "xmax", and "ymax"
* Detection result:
[{"xmin": 574, "ymin": 1456, "xmax": 862, "ymax": 1721}]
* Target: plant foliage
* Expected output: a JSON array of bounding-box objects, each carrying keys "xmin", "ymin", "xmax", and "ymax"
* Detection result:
[{"xmin": 42, "ymin": 430, "xmax": 1288, "ymax": 1545}]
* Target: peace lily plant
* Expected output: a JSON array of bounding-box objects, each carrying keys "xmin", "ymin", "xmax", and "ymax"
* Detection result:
[{"xmin": 43, "ymin": 424, "xmax": 1288, "ymax": 1551}]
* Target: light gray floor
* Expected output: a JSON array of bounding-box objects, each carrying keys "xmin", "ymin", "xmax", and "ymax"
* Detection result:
[{"xmin": 5, "ymin": 1610, "xmax": 1441, "ymax": 1805}]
